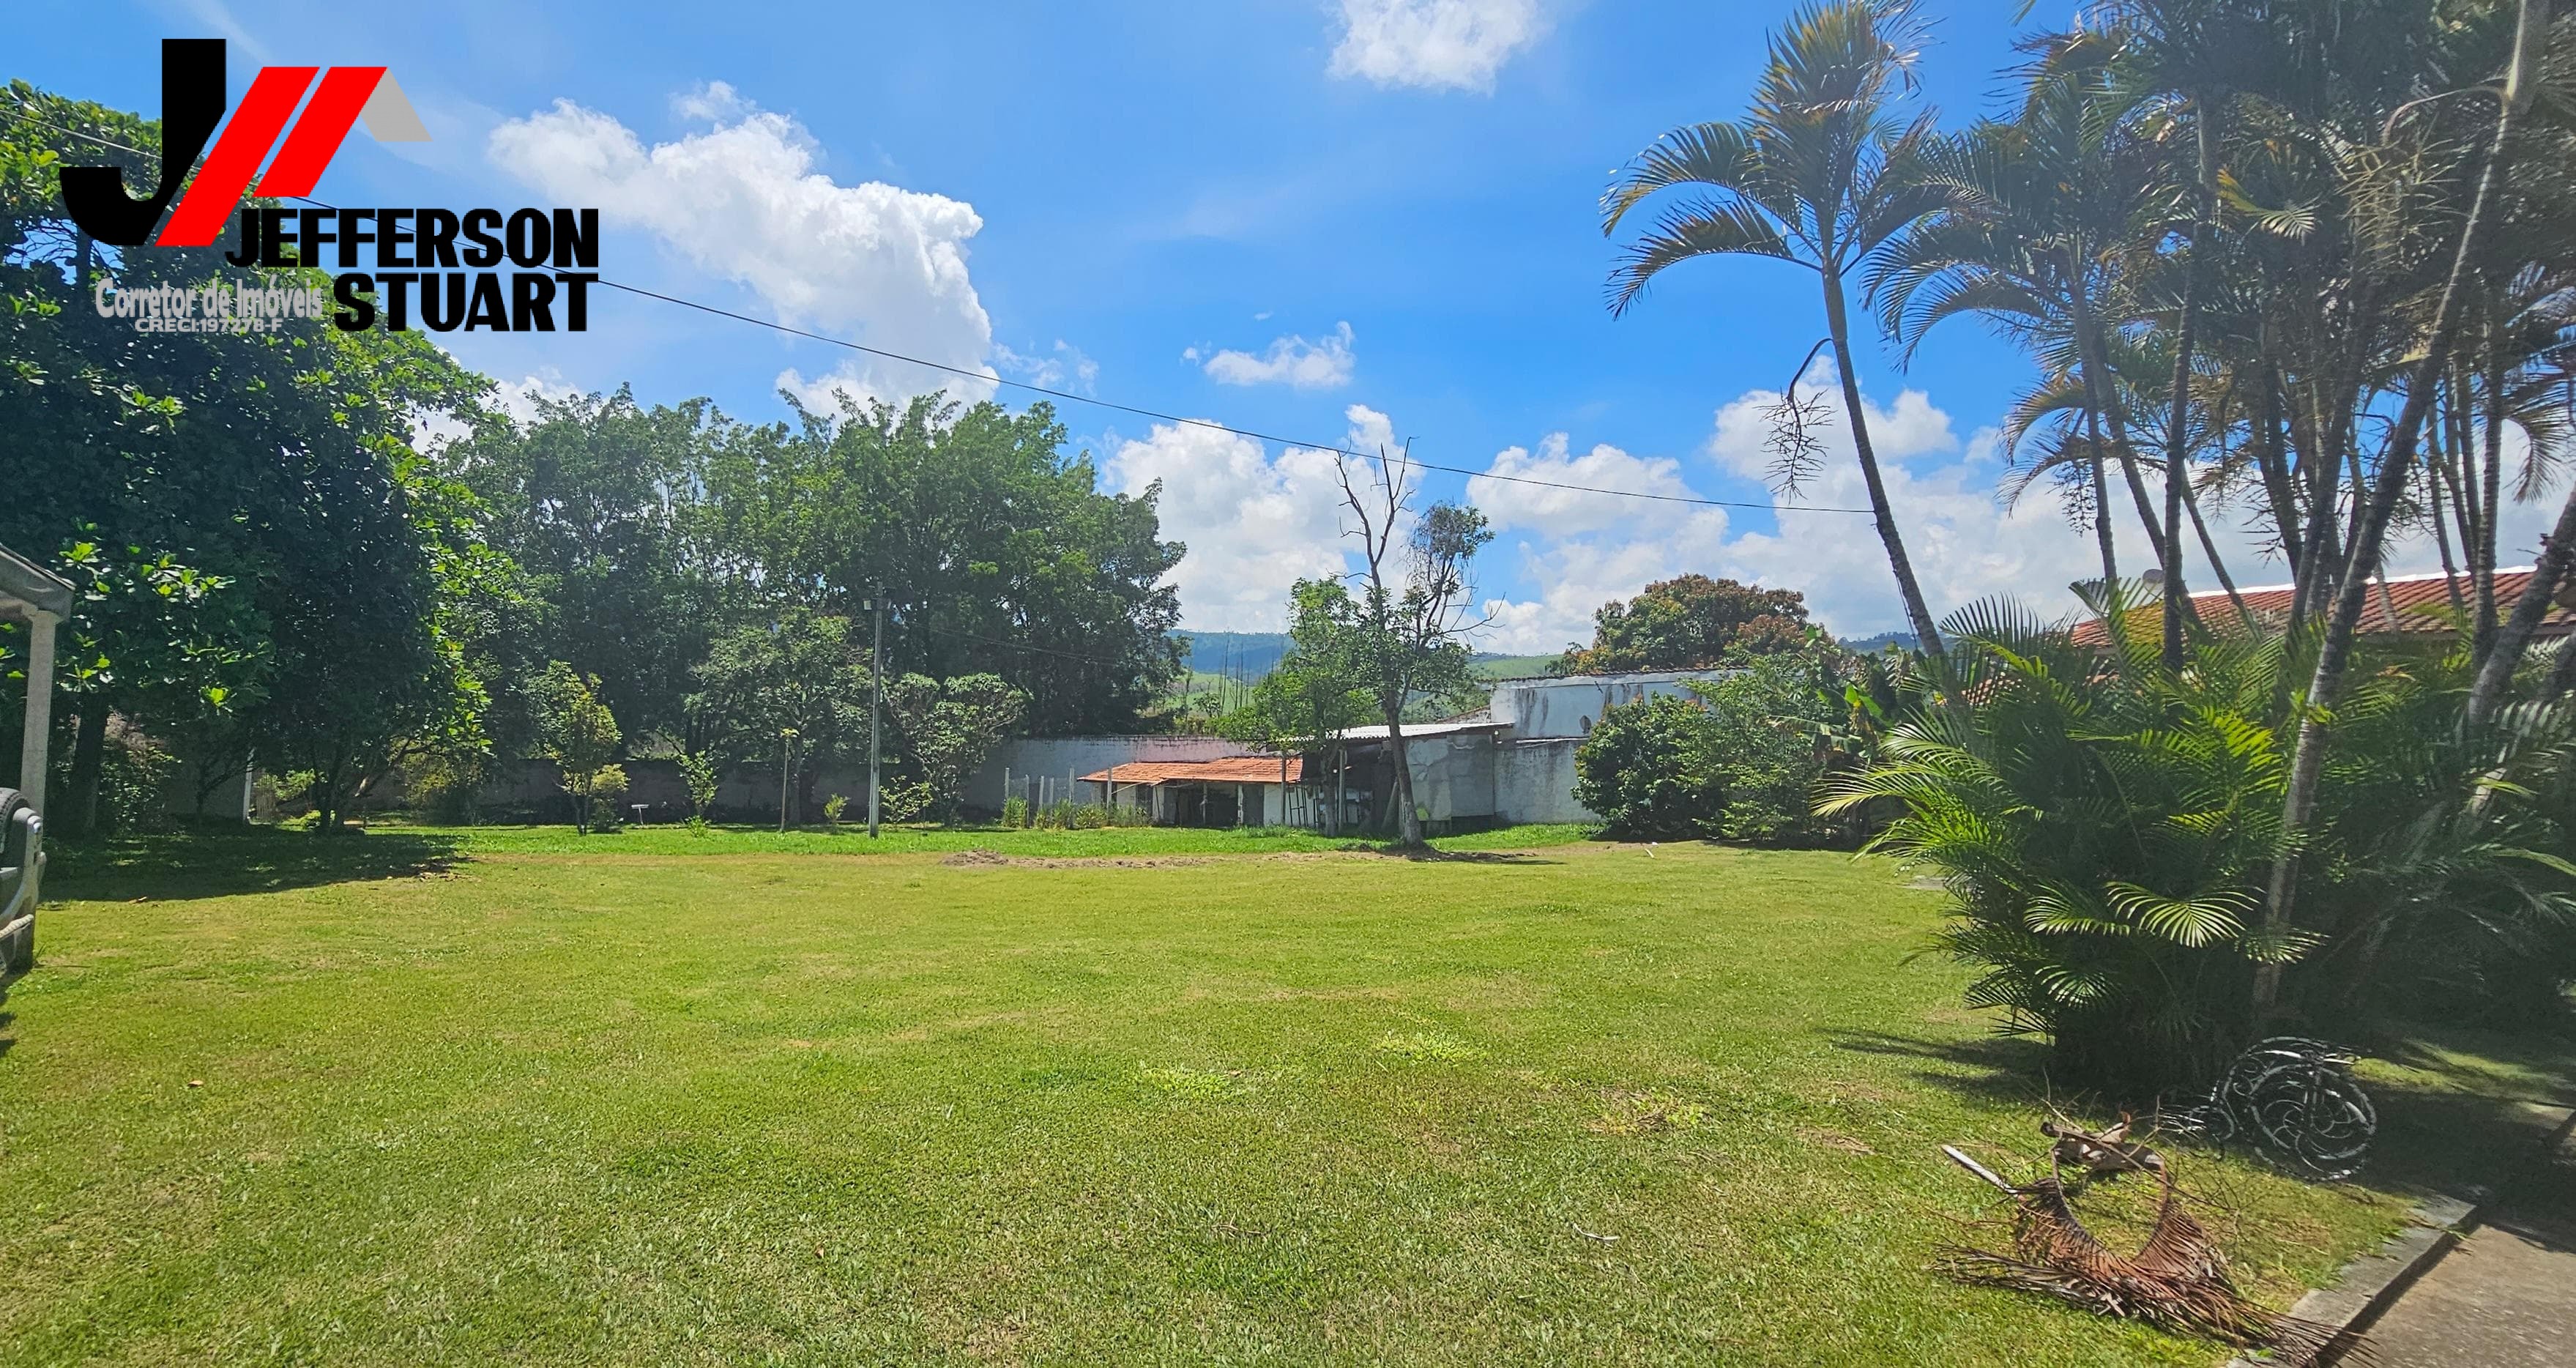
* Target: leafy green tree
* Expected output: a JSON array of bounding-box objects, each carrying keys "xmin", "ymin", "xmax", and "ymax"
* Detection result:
[
  {"xmin": 882, "ymin": 674, "xmax": 1027, "ymax": 824},
  {"xmin": 1216, "ymin": 579, "xmax": 1374, "ymax": 826},
  {"xmin": 1602, "ymin": 0, "xmax": 1949, "ymax": 663},
  {"xmin": 36, "ymin": 541, "xmax": 265, "ymax": 833},
  {"xmin": 4, "ymin": 83, "xmax": 496, "ymax": 834},
  {"xmin": 711, "ymin": 393, "xmax": 1184, "ymax": 735},
  {"xmin": 531, "ymin": 663, "xmax": 622, "ymax": 833},
  {"xmin": 1573, "ymin": 696, "xmax": 1722, "ymax": 839},
  {"xmin": 1557, "ymin": 575, "xmax": 1814, "ymax": 674},
  {"xmin": 435, "ymin": 390, "xmax": 736, "ymax": 748},
  {"xmin": 685, "ymin": 609, "xmax": 871, "ymax": 822}
]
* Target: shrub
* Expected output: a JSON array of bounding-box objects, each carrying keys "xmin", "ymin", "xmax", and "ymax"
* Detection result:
[
  {"xmin": 822, "ymin": 793, "xmax": 849, "ymax": 828},
  {"xmin": 676, "ymin": 751, "xmax": 720, "ymax": 823},
  {"xmin": 586, "ymin": 763, "xmax": 630, "ymax": 832},
  {"xmin": 1823, "ymin": 594, "xmax": 2576, "ymax": 1091},
  {"xmin": 1001, "ymin": 795, "xmax": 1030, "ymax": 829},
  {"xmin": 1572, "ymin": 639, "xmax": 1871, "ymax": 846},
  {"xmin": 397, "ymin": 746, "xmax": 491, "ymax": 825},
  {"xmin": 878, "ymin": 779, "xmax": 932, "ymax": 824},
  {"xmin": 1574, "ymin": 695, "xmax": 1720, "ymax": 839},
  {"xmin": 1691, "ymin": 647, "xmax": 1866, "ymax": 847}
]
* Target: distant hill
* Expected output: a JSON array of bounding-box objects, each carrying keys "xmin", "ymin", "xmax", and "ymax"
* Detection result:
[
  {"xmin": 1180, "ymin": 632, "xmax": 1565, "ymax": 688},
  {"xmin": 1470, "ymin": 653, "xmax": 1560, "ymax": 680},
  {"xmin": 1842, "ymin": 631, "xmax": 1919, "ymax": 654},
  {"xmin": 1177, "ymin": 631, "xmax": 1290, "ymax": 678}
]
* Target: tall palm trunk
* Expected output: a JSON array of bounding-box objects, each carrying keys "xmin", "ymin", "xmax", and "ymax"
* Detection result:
[
  {"xmin": 2474, "ymin": 322, "xmax": 2507, "ymax": 666},
  {"xmin": 2161, "ymin": 103, "xmax": 2220, "ymax": 670},
  {"xmin": 2249, "ymin": 345, "xmax": 2304, "ymax": 576},
  {"xmin": 2068, "ymin": 258, "xmax": 2171, "ymax": 560},
  {"xmin": 2255, "ymin": 0, "xmax": 2553, "ymax": 1009},
  {"xmin": 2465, "ymin": 481, "xmax": 2576, "ymax": 724},
  {"xmin": 2178, "ymin": 469, "xmax": 2255, "ymax": 630},
  {"xmin": 1823, "ymin": 262, "xmax": 1945, "ymax": 662},
  {"xmin": 2082, "ymin": 405, "xmax": 2118, "ymax": 586}
]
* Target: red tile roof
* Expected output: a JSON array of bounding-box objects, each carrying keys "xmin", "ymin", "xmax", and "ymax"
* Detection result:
[
  {"xmin": 1079, "ymin": 757, "xmax": 1303, "ymax": 786},
  {"xmin": 2071, "ymin": 569, "xmax": 2573, "ymax": 647}
]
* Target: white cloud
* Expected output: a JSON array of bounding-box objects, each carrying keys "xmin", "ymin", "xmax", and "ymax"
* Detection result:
[
  {"xmin": 1329, "ymin": 0, "xmax": 1546, "ymax": 93},
  {"xmin": 1201, "ymin": 321, "xmax": 1357, "ymax": 390},
  {"xmin": 487, "ymin": 86, "xmax": 994, "ymax": 411},
  {"xmin": 1468, "ymin": 375, "xmax": 2081, "ymax": 648},
  {"xmin": 1694, "ymin": 372, "xmax": 2110, "ymax": 636},
  {"xmin": 411, "ymin": 370, "xmax": 581, "ymax": 450},
  {"xmin": 1103, "ymin": 415, "xmax": 1365, "ymax": 631},
  {"xmin": 1470, "ymin": 371, "xmax": 2575, "ymax": 650},
  {"xmin": 1468, "ymin": 434, "xmax": 1732, "ymax": 653},
  {"xmin": 670, "ymin": 80, "xmax": 749, "ymax": 124},
  {"xmin": 995, "ymin": 339, "xmax": 1098, "ymax": 395}
]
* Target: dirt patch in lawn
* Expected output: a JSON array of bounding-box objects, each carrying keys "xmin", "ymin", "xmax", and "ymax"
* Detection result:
[{"xmin": 939, "ymin": 848, "xmax": 1213, "ymax": 870}]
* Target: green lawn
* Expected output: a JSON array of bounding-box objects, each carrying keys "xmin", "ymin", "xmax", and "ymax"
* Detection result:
[{"xmin": 2, "ymin": 827, "xmax": 2566, "ymax": 1364}]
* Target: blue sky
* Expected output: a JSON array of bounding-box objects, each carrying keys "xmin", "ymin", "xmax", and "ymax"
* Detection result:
[{"xmin": 19, "ymin": 0, "xmax": 2539, "ymax": 648}]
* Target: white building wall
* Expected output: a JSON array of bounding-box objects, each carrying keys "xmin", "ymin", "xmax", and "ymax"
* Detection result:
[
  {"xmin": 1488, "ymin": 670, "xmax": 1716, "ymax": 740},
  {"xmin": 1400, "ymin": 732, "xmax": 1500, "ymax": 823},
  {"xmin": 966, "ymin": 735, "xmax": 1254, "ymax": 812},
  {"xmin": 1494, "ymin": 738, "xmax": 1593, "ymax": 823}
]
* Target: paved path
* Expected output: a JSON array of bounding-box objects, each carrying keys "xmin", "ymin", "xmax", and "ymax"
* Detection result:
[{"xmin": 2350, "ymin": 1116, "xmax": 2576, "ymax": 1365}]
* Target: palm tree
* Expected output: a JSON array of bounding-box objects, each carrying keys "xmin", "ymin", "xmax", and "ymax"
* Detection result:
[
  {"xmin": 1602, "ymin": 0, "xmax": 1949, "ymax": 663},
  {"xmin": 2257, "ymin": 0, "xmax": 2566, "ymax": 1005},
  {"xmin": 1871, "ymin": 60, "xmax": 2175, "ymax": 590}
]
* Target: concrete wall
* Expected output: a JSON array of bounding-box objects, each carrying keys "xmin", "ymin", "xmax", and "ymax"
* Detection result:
[
  {"xmin": 1388, "ymin": 734, "xmax": 1596, "ymax": 826},
  {"xmin": 1489, "ymin": 670, "xmax": 1716, "ymax": 739},
  {"xmin": 1400, "ymin": 730, "xmax": 1500, "ymax": 822},
  {"xmin": 966, "ymin": 735, "xmax": 1254, "ymax": 813},
  {"xmin": 163, "ymin": 759, "xmax": 251, "ymax": 822},
  {"xmin": 1494, "ymin": 737, "xmax": 1593, "ymax": 823}
]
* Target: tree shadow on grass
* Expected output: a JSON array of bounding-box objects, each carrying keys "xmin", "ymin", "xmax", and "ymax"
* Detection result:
[
  {"xmin": 1824, "ymin": 1027, "xmax": 2061, "ymax": 1109},
  {"xmin": 45, "ymin": 825, "xmax": 465, "ymax": 903},
  {"xmin": 2345, "ymin": 1022, "xmax": 2576, "ymax": 1208},
  {"xmin": 1830, "ymin": 1022, "xmax": 2576, "ymax": 1208}
]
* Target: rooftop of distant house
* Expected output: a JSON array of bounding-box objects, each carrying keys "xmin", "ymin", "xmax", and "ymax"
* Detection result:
[
  {"xmin": 2071, "ymin": 568, "xmax": 2574, "ymax": 648},
  {"xmin": 1079, "ymin": 757, "xmax": 1304, "ymax": 787}
]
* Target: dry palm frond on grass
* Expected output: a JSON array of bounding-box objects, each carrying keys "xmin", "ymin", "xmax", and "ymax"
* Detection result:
[{"xmin": 1940, "ymin": 1142, "xmax": 2371, "ymax": 1366}]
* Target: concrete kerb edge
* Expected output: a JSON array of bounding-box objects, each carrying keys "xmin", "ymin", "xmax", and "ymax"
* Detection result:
[{"xmin": 2227, "ymin": 1101, "xmax": 2576, "ymax": 1367}]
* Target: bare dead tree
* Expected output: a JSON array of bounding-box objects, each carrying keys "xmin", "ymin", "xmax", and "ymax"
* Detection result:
[{"xmin": 1334, "ymin": 442, "xmax": 1492, "ymax": 850}]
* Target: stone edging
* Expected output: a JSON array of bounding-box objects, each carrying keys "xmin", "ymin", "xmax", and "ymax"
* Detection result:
[{"xmin": 2227, "ymin": 1101, "xmax": 2576, "ymax": 1367}]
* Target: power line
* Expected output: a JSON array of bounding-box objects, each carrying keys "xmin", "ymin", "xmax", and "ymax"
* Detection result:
[
  {"xmin": 4, "ymin": 102, "xmax": 1877, "ymax": 516},
  {"xmin": 918, "ymin": 622, "xmax": 1133, "ymax": 667},
  {"xmin": 593, "ymin": 280, "xmax": 1877, "ymax": 514}
]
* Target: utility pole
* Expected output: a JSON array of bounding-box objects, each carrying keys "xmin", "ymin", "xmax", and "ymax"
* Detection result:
[
  {"xmin": 778, "ymin": 727, "xmax": 797, "ymax": 834},
  {"xmin": 867, "ymin": 586, "xmax": 885, "ymax": 839}
]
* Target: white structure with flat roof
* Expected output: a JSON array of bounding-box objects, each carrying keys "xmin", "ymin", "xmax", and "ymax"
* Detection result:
[{"xmin": 1, "ymin": 543, "xmax": 72, "ymax": 974}]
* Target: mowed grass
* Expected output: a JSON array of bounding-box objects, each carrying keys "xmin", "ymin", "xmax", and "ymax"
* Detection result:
[{"xmin": 0, "ymin": 830, "xmax": 2562, "ymax": 1365}]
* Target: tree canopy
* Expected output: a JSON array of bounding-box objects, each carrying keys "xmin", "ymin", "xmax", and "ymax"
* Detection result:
[{"xmin": 1557, "ymin": 575, "xmax": 1817, "ymax": 674}]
